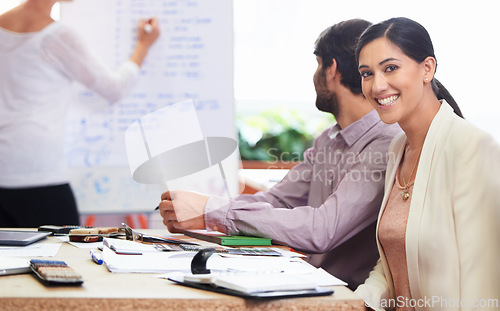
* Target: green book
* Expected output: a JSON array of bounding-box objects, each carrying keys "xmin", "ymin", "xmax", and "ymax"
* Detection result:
[{"xmin": 184, "ymin": 230, "xmax": 272, "ymax": 246}]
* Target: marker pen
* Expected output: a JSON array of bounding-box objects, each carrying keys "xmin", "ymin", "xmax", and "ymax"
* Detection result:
[
  {"xmin": 144, "ymin": 19, "xmax": 153, "ymax": 33},
  {"xmin": 90, "ymin": 249, "xmax": 103, "ymax": 265}
]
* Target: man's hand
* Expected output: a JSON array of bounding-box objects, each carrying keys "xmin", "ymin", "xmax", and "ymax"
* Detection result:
[{"xmin": 158, "ymin": 190, "xmax": 208, "ymax": 233}]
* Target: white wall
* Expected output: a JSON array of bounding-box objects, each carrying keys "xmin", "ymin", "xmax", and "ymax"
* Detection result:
[
  {"xmin": 0, "ymin": 1, "xmax": 60, "ymax": 18},
  {"xmin": 0, "ymin": 1, "xmax": 19, "ymax": 12}
]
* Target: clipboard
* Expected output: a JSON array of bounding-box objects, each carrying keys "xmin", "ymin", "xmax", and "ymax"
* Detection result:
[{"xmin": 167, "ymin": 274, "xmax": 334, "ymax": 300}]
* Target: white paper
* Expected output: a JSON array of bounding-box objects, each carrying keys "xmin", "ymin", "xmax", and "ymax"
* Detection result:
[
  {"xmin": 309, "ymin": 268, "xmax": 347, "ymax": 287},
  {"xmin": 104, "ymin": 246, "xmax": 318, "ymax": 275},
  {"xmin": 0, "ymin": 256, "xmax": 31, "ymax": 276},
  {"xmin": 0, "ymin": 243, "xmax": 61, "ymax": 257},
  {"xmin": 162, "ymin": 266, "xmax": 347, "ymax": 293},
  {"xmin": 54, "ymin": 235, "xmax": 104, "ymax": 249},
  {"xmin": 213, "ymin": 273, "xmax": 317, "ymax": 294},
  {"xmin": 102, "ymin": 246, "xmax": 195, "ymax": 273},
  {"xmin": 103, "ymin": 238, "xmax": 159, "ymax": 254}
]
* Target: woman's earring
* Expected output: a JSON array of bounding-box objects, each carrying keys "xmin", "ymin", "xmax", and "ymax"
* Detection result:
[{"xmin": 425, "ymin": 78, "xmax": 429, "ymax": 82}]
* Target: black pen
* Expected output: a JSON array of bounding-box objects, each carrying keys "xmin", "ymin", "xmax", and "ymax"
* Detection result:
[{"xmin": 155, "ymin": 205, "xmax": 159, "ymax": 211}]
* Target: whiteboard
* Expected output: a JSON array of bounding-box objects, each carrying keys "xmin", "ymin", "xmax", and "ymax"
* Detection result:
[{"xmin": 60, "ymin": 0, "xmax": 235, "ymax": 214}]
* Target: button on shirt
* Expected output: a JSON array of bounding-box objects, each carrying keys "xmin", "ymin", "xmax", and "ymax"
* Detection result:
[{"xmin": 205, "ymin": 110, "xmax": 401, "ymax": 289}]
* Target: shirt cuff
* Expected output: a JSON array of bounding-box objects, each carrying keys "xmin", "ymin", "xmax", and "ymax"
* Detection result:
[
  {"xmin": 204, "ymin": 196, "xmax": 230, "ymax": 232},
  {"xmin": 121, "ymin": 60, "xmax": 140, "ymax": 81}
]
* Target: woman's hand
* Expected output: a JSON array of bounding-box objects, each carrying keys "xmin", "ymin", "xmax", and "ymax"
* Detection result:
[{"xmin": 130, "ymin": 17, "xmax": 160, "ymax": 66}]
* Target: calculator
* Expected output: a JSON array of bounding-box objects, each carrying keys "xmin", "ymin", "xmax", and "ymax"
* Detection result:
[
  {"xmin": 30, "ymin": 259, "xmax": 83, "ymax": 286},
  {"xmin": 178, "ymin": 244, "xmax": 282, "ymax": 256}
]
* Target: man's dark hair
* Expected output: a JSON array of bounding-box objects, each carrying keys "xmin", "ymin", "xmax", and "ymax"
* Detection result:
[{"xmin": 314, "ymin": 19, "xmax": 371, "ymax": 95}]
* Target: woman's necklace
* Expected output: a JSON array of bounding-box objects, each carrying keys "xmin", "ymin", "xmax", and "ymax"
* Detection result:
[{"xmin": 400, "ymin": 143, "xmax": 422, "ymax": 201}]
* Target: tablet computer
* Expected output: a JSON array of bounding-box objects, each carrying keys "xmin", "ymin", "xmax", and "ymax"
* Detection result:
[{"xmin": 0, "ymin": 230, "xmax": 51, "ymax": 246}]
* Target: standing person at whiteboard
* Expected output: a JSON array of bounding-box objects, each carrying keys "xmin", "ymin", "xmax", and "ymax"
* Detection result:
[{"xmin": 0, "ymin": 0, "xmax": 160, "ymax": 227}]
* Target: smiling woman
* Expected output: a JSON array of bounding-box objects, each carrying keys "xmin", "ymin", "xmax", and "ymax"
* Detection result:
[
  {"xmin": 356, "ymin": 17, "xmax": 462, "ymax": 123},
  {"xmin": 354, "ymin": 17, "xmax": 500, "ymax": 311},
  {"xmin": 358, "ymin": 38, "xmax": 442, "ymax": 127}
]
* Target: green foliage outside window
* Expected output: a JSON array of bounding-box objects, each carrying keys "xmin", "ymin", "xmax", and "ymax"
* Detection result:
[{"xmin": 238, "ymin": 107, "xmax": 334, "ymax": 162}]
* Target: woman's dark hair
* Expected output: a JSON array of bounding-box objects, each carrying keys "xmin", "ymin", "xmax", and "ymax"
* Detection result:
[
  {"xmin": 314, "ymin": 19, "xmax": 372, "ymax": 95},
  {"xmin": 355, "ymin": 17, "xmax": 463, "ymax": 118}
]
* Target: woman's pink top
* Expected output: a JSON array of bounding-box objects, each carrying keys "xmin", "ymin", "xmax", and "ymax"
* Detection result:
[{"xmin": 378, "ymin": 167, "xmax": 415, "ymax": 310}]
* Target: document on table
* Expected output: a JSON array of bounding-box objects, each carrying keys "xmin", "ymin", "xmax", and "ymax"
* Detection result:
[
  {"xmin": 204, "ymin": 273, "xmax": 318, "ymax": 293},
  {"xmin": 0, "ymin": 243, "xmax": 61, "ymax": 257},
  {"xmin": 53, "ymin": 235, "xmax": 103, "ymax": 249},
  {"xmin": 103, "ymin": 246, "xmax": 311, "ymax": 274},
  {"xmin": 103, "ymin": 238, "xmax": 159, "ymax": 254},
  {"xmin": 165, "ymin": 267, "xmax": 346, "ymax": 287},
  {"xmin": 102, "ymin": 245, "xmax": 347, "ymax": 286},
  {"xmin": 313, "ymin": 268, "xmax": 347, "ymax": 286},
  {"xmin": 102, "ymin": 246, "xmax": 195, "ymax": 273}
]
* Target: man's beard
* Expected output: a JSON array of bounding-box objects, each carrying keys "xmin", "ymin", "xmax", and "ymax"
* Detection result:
[{"xmin": 315, "ymin": 90, "xmax": 339, "ymax": 117}]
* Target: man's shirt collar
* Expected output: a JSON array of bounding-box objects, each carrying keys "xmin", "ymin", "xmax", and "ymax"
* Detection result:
[{"xmin": 327, "ymin": 110, "xmax": 381, "ymax": 146}]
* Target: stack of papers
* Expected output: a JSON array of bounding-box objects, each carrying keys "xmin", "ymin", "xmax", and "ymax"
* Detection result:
[
  {"xmin": 100, "ymin": 237, "xmax": 347, "ymax": 295},
  {"xmin": 102, "ymin": 246, "xmax": 195, "ymax": 273},
  {"xmin": 207, "ymin": 273, "xmax": 318, "ymax": 293}
]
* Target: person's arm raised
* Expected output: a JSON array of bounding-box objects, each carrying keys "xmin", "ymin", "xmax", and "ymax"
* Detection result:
[{"xmin": 130, "ymin": 17, "xmax": 160, "ymax": 67}]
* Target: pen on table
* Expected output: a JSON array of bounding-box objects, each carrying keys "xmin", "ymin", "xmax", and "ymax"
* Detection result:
[{"xmin": 90, "ymin": 249, "xmax": 103, "ymax": 265}]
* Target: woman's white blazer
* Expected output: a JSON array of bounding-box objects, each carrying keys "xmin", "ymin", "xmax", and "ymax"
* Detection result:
[{"xmin": 356, "ymin": 103, "xmax": 500, "ymax": 311}]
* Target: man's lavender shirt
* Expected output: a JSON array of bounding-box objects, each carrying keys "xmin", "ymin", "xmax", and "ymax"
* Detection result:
[{"xmin": 205, "ymin": 110, "xmax": 401, "ymax": 289}]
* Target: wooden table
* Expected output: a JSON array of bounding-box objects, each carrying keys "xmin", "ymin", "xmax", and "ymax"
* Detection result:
[{"xmin": 0, "ymin": 232, "xmax": 365, "ymax": 311}]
